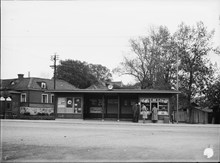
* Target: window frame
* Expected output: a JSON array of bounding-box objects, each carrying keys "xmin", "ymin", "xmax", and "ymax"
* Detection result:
[
  {"xmin": 20, "ymin": 93, "xmax": 26, "ymax": 102},
  {"xmin": 41, "ymin": 82, "xmax": 46, "ymax": 89},
  {"xmin": 51, "ymin": 94, "xmax": 54, "ymax": 104},
  {"xmin": 41, "ymin": 94, "xmax": 48, "ymax": 103}
]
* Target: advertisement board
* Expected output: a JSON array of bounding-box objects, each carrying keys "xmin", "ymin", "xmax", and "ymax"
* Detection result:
[{"xmin": 90, "ymin": 107, "xmax": 102, "ymax": 113}]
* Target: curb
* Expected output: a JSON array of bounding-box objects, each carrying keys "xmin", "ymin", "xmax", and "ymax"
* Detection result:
[{"xmin": 1, "ymin": 119, "xmax": 220, "ymax": 128}]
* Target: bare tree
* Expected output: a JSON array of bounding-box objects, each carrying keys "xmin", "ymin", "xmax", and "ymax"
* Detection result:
[{"xmin": 113, "ymin": 26, "xmax": 177, "ymax": 89}]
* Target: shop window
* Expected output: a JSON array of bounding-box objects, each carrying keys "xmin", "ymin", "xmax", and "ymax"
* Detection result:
[
  {"xmin": 57, "ymin": 97, "xmax": 82, "ymax": 114},
  {"xmin": 42, "ymin": 94, "xmax": 48, "ymax": 103},
  {"xmin": 139, "ymin": 98, "xmax": 169, "ymax": 115},
  {"xmin": 140, "ymin": 98, "xmax": 150, "ymax": 111},
  {"xmin": 57, "ymin": 98, "xmax": 66, "ymax": 113},
  {"xmin": 21, "ymin": 93, "xmax": 26, "ymax": 102},
  {"xmin": 74, "ymin": 97, "xmax": 82, "ymax": 114},
  {"xmin": 158, "ymin": 99, "xmax": 168, "ymax": 115}
]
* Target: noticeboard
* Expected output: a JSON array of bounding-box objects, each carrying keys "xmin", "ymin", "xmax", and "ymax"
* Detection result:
[
  {"xmin": 74, "ymin": 97, "xmax": 82, "ymax": 113},
  {"xmin": 90, "ymin": 107, "xmax": 102, "ymax": 113}
]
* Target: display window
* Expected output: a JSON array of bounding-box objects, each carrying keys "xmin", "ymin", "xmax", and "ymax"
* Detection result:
[
  {"xmin": 74, "ymin": 97, "xmax": 82, "ymax": 113},
  {"xmin": 57, "ymin": 97, "xmax": 82, "ymax": 114},
  {"xmin": 158, "ymin": 99, "xmax": 168, "ymax": 115},
  {"xmin": 139, "ymin": 98, "xmax": 169, "ymax": 115}
]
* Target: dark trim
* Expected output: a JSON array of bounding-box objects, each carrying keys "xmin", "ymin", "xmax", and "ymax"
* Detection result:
[
  {"xmin": 48, "ymin": 89, "xmax": 180, "ymax": 94},
  {"xmin": 117, "ymin": 95, "xmax": 120, "ymax": 121},
  {"xmin": 102, "ymin": 94, "xmax": 104, "ymax": 121}
]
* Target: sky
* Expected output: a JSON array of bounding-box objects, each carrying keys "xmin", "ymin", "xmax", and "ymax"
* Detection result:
[{"xmin": 1, "ymin": 0, "xmax": 220, "ymax": 84}]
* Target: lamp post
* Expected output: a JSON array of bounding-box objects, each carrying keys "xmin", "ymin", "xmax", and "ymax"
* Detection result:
[{"xmin": 0, "ymin": 90, "xmax": 11, "ymax": 119}]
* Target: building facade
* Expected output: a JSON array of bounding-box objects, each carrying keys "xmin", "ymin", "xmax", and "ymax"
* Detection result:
[
  {"xmin": 51, "ymin": 87, "xmax": 179, "ymax": 122},
  {"xmin": 0, "ymin": 74, "xmax": 76, "ymax": 118}
]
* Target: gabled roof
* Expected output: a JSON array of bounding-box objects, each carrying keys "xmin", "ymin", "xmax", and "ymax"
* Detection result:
[
  {"xmin": 86, "ymin": 81, "xmax": 107, "ymax": 90},
  {"xmin": 86, "ymin": 81, "xmax": 123, "ymax": 90},
  {"xmin": 0, "ymin": 77, "xmax": 76, "ymax": 91}
]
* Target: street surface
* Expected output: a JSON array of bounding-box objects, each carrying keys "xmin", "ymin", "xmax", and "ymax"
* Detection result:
[{"xmin": 1, "ymin": 119, "xmax": 220, "ymax": 162}]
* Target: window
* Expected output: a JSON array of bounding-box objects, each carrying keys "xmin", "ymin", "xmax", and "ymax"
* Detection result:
[
  {"xmin": 42, "ymin": 94, "xmax": 48, "ymax": 103},
  {"xmin": 57, "ymin": 97, "xmax": 82, "ymax": 114},
  {"xmin": 51, "ymin": 94, "xmax": 54, "ymax": 103},
  {"xmin": 41, "ymin": 82, "xmax": 46, "ymax": 89},
  {"xmin": 74, "ymin": 97, "xmax": 82, "ymax": 113},
  {"xmin": 21, "ymin": 93, "xmax": 26, "ymax": 102},
  {"xmin": 10, "ymin": 81, "xmax": 15, "ymax": 85}
]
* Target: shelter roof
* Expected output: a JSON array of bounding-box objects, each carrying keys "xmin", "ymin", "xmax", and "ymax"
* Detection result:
[{"xmin": 49, "ymin": 89, "xmax": 180, "ymax": 94}]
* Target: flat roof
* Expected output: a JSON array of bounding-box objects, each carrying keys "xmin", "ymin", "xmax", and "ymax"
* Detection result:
[{"xmin": 48, "ymin": 89, "xmax": 180, "ymax": 94}]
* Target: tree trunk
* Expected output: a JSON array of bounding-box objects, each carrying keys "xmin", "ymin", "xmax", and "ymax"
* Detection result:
[{"xmin": 188, "ymin": 69, "xmax": 193, "ymax": 123}]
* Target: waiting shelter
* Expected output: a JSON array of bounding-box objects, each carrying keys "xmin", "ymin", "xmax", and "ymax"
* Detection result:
[{"xmin": 50, "ymin": 86, "xmax": 179, "ymax": 122}]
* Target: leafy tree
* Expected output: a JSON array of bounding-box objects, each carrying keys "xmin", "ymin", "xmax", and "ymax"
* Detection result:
[
  {"xmin": 56, "ymin": 59, "xmax": 112, "ymax": 88},
  {"xmin": 113, "ymin": 26, "xmax": 177, "ymax": 89},
  {"xmin": 174, "ymin": 21, "xmax": 219, "ymax": 122},
  {"xmin": 88, "ymin": 64, "xmax": 112, "ymax": 82},
  {"xmin": 206, "ymin": 76, "xmax": 220, "ymax": 109},
  {"xmin": 205, "ymin": 76, "xmax": 220, "ymax": 124},
  {"xmin": 174, "ymin": 22, "xmax": 217, "ymax": 103}
]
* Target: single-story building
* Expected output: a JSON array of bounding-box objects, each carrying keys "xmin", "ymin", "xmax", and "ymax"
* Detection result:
[{"xmin": 50, "ymin": 85, "xmax": 180, "ymax": 122}]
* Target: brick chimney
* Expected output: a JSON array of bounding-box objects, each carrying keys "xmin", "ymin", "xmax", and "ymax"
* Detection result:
[{"xmin": 18, "ymin": 74, "xmax": 24, "ymax": 80}]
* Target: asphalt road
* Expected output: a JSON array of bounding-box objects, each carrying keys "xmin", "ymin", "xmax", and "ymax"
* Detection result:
[{"xmin": 1, "ymin": 119, "xmax": 220, "ymax": 162}]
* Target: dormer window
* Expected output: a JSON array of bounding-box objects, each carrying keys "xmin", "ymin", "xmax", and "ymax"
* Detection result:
[
  {"xmin": 10, "ymin": 81, "xmax": 15, "ymax": 85},
  {"xmin": 41, "ymin": 82, "xmax": 46, "ymax": 89}
]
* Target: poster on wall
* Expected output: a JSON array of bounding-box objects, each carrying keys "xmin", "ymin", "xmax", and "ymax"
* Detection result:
[
  {"xmin": 90, "ymin": 107, "xmax": 102, "ymax": 113},
  {"xmin": 74, "ymin": 97, "xmax": 82, "ymax": 113},
  {"xmin": 66, "ymin": 97, "xmax": 73, "ymax": 108},
  {"xmin": 58, "ymin": 98, "xmax": 66, "ymax": 108}
]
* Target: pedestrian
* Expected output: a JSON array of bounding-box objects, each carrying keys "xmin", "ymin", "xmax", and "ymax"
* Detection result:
[
  {"xmin": 151, "ymin": 105, "xmax": 158, "ymax": 123},
  {"xmin": 136, "ymin": 102, "xmax": 141, "ymax": 122},
  {"xmin": 171, "ymin": 110, "xmax": 175, "ymax": 124},
  {"xmin": 132, "ymin": 102, "xmax": 140, "ymax": 123},
  {"xmin": 141, "ymin": 104, "xmax": 148, "ymax": 123},
  {"xmin": 132, "ymin": 102, "xmax": 138, "ymax": 122}
]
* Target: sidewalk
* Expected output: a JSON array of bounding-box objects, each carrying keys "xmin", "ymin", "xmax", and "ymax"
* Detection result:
[{"xmin": 1, "ymin": 118, "xmax": 220, "ymax": 128}]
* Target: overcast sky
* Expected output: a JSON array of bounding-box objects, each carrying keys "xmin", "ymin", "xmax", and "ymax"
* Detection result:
[{"xmin": 1, "ymin": 0, "xmax": 220, "ymax": 84}]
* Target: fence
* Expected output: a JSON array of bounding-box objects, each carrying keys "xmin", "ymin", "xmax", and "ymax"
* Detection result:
[{"xmin": 174, "ymin": 107, "xmax": 212, "ymax": 124}]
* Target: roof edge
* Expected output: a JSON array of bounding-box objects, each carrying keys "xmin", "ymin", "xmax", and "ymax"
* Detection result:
[{"xmin": 47, "ymin": 89, "xmax": 181, "ymax": 94}]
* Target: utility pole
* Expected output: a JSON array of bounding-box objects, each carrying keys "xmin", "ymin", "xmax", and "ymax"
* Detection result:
[
  {"xmin": 50, "ymin": 53, "xmax": 59, "ymax": 90},
  {"xmin": 176, "ymin": 51, "xmax": 179, "ymax": 124}
]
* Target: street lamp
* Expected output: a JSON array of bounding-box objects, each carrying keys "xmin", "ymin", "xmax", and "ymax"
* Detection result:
[{"xmin": 0, "ymin": 90, "xmax": 11, "ymax": 119}]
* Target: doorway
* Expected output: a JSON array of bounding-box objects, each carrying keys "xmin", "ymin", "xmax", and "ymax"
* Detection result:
[{"xmin": 105, "ymin": 95, "xmax": 118, "ymax": 119}]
